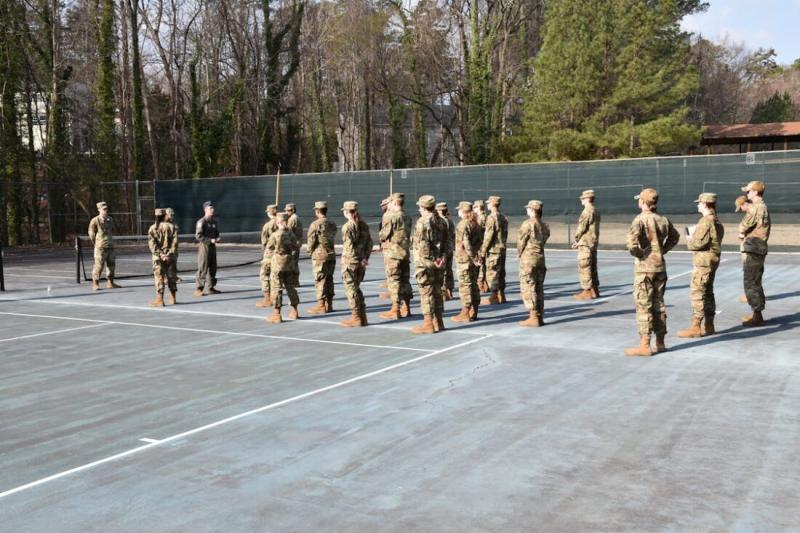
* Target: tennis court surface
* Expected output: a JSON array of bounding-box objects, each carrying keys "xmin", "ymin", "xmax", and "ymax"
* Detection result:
[{"xmin": 1, "ymin": 248, "xmax": 799, "ymax": 530}]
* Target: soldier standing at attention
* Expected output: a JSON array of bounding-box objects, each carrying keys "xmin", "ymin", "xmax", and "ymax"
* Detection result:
[
  {"xmin": 473, "ymin": 200, "xmax": 489, "ymax": 293},
  {"xmin": 734, "ymin": 196, "xmax": 750, "ymax": 304},
  {"xmin": 147, "ymin": 209, "xmax": 178, "ymax": 307},
  {"xmin": 451, "ymin": 201, "xmax": 483, "ymax": 323},
  {"xmin": 379, "ymin": 194, "xmax": 413, "ymax": 320},
  {"xmin": 266, "ymin": 213, "xmax": 300, "ymax": 323},
  {"xmin": 411, "ymin": 195, "xmax": 446, "ymax": 334},
  {"xmin": 518, "ymin": 200, "xmax": 550, "ymax": 327},
  {"xmin": 436, "ymin": 202, "xmax": 456, "ymax": 301},
  {"xmin": 88, "ymin": 201, "xmax": 120, "ymax": 290},
  {"xmin": 285, "ymin": 203, "xmax": 303, "ymax": 287},
  {"xmin": 194, "ymin": 201, "xmax": 221, "ymax": 296},
  {"xmin": 256, "ymin": 204, "xmax": 278, "ymax": 307},
  {"xmin": 378, "ymin": 197, "xmax": 392, "ymax": 299},
  {"xmin": 480, "ymin": 196, "xmax": 508, "ymax": 305},
  {"xmin": 677, "ymin": 193, "xmax": 724, "ymax": 338},
  {"xmin": 340, "ymin": 201, "xmax": 372, "ymax": 327},
  {"xmin": 738, "ymin": 180, "xmax": 770, "ymax": 326},
  {"xmin": 572, "ymin": 189, "xmax": 601, "ymax": 299},
  {"xmin": 306, "ymin": 201, "xmax": 337, "ymax": 314},
  {"xmin": 164, "ymin": 208, "xmax": 180, "ymax": 289},
  {"xmin": 625, "ymin": 188, "xmax": 680, "ymax": 356}
]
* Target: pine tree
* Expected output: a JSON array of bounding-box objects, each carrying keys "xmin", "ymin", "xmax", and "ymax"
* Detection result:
[
  {"xmin": 750, "ymin": 91, "xmax": 797, "ymax": 124},
  {"xmin": 94, "ymin": 0, "xmax": 118, "ymax": 181}
]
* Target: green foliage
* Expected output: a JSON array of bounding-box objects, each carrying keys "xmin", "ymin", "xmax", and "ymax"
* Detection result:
[
  {"xmin": 750, "ymin": 91, "xmax": 798, "ymax": 124},
  {"xmin": 93, "ymin": 0, "xmax": 118, "ymax": 181}
]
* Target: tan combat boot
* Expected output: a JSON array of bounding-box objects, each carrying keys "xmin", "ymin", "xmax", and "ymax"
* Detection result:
[
  {"xmin": 450, "ymin": 307, "xmax": 470, "ymax": 323},
  {"xmin": 266, "ymin": 307, "xmax": 282, "ymax": 324},
  {"xmin": 739, "ymin": 294, "xmax": 748, "ymax": 303},
  {"xmin": 341, "ymin": 309, "xmax": 362, "ymax": 327},
  {"xmin": 741, "ymin": 311, "xmax": 764, "ymax": 327},
  {"xmin": 518, "ymin": 310, "xmax": 541, "ymax": 327},
  {"xmin": 325, "ymin": 296, "xmax": 334, "ymax": 313},
  {"xmin": 193, "ymin": 289, "xmax": 203, "ymax": 297},
  {"xmin": 255, "ymin": 293, "xmax": 271, "ymax": 308},
  {"xmin": 379, "ymin": 303, "xmax": 401, "ymax": 320},
  {"xmin": 677, "ymin": 317, "xmax": 704, "ymax": 338},
  {"xmin": 378, "ymin": 292, "xmax": 390, "ymax": 300},
  {"xmin": 288, "ymin": 306, "xmax": 299, "ymax": 320},
  {"xmin": 481, "ymin": 291, "xmax": 499, "ymax": 306},
  {"xmin": 498, "ymin": 290, "xmax": 507, "ymax": 304},
  {"xmin": 703, "ymin": 314, "xmax": 715, "ymax": 335},
  {"xmin": 654, "ymin": 334, "xmax": 667, "ymax": 353},
  {"xmin": 307, "ymin": 299, "xmax": 326, "ymax": 315},
  {"xmin": 412, "ymin": 314, "xmax": 436, "ymax": 334},
  {"xmin": 168, "ymin": 291, "xmax": 177, "ymax": 305},
  {"xmin": 574, "ymin": 289, "xmax": 593, "ymax": 300},
  {"xmin": 400, "ymin": 298, "xmax": 412, "ymax": 318},
  {"xmin": 478, "ymin": 280, "xmax": 489, "ymax": 293},
  {"xmin": 92, "ymin": 280, "xmax": 100, "ymax": 291},
  {"xmin": 591, "ymin": 287, "xmax": 600, "ymax": 298},
  {"xmin": 624, "ymin": 335, "xmax": 653, "ymax": 356},
  {"xmin": 149, "ymin": 292, "xmax": 164, "ymax": 307},
  {"xmin": 106, "ymin": 279, "xmax": 121, "ymax": 289}
]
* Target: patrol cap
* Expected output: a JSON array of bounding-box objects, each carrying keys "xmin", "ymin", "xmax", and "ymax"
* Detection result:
[
  {"xmin": 165, "ymin": 207, "xmax": 175, "ymax": 216},
  {"xmin": 314, "ymin": 201, "xmax": 327, "ymax": 210},
  {"xmin": 580, "ymin": 189, "xmax": 595, "ymax": 200},
  {"xmin": 473, "ymin": 199, "xmax": 485, "ymax": 207},
  {"xmin": 265, "ymin": 203, "xmax": 277, "ymax": 213},
  {"xmin": 341, "ymin": 200, "xmax": 359, "ymax": 211},
  {"xmin": 202, "ymin": 200, "xmax": 213, "ymax": 209},
  {"xmin": 525, "ymin": 200, "xmax": 543, "ymax": 210},
  {"xmin": 735, "ymin": 195, "xmax": 748, "ymax": 212},
  {"xmin": 276, "ymin": 212, "xmax": 288, "ymax": 222},
  {"xmin": 741, "ymin": 180, "xmax": 765, "ymax": 193},
  {"xmin": 390, "ymin": 192, "xmax": 405, "ymax": 200},
  {"xmin": 96, "ymin": 201, "xmax": 108, "ymax": 210},
  {"xmin": 285, "ymin": 202, "xmax": 296, "ymax": 211},
  {"xmin": 154, "ymin": 208, "xmax": 165, "ymax": 216},
  {"xmin": 416, "ymin": 195, "xmax": 436, "ymax": 209},
  {"xmin": 380, "ymin": 197, "xmax": 391, "ymax": 207},
  {"xmin": 634, "ymin": 188, "xmax": 658, "ymax": 203},
  {"xmin": 488, "ymin": 196, "xmax": 502, "ymax": 205},
  {"xmin": 457, "ymin": 201, "xmax": 473, "ymax": 212},
  {"xmin": 435, "ymin": 202, "xmax": 448, "ymax": 211},
  {"xmin": 694, "ymin": 192, "xmax": 717, "ymax": 204}
]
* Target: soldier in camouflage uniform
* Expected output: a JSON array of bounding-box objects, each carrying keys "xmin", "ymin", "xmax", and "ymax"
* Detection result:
[
  {"xmin": 378, "ymin": 193, "xmax": 413, "ymax": 320},
  {"xmin": 378, "ymin": 197, "xmax": 391, "ymax": 299},
  {"xmin": 266, "ymin": 213, "xmax": 300, "ymax": 324},
  {"xmin": 340, "ymin": 201, "xmax": 373, "ymax": 327},
  {"xmin": 738, "ymin": 180, "xmax": 770, "ymax": 326},
  {"xmin": 286, "ymin": 203, "xmax": 303, "ymax": 287},
  {"xmin": 734, "ymin": 196, "xmax": 750, "ymax": 304},
  {"xmin": 473, "ymin": 200, "xmax": 489, "ymax": 292},
  {"xmin": 572, "ymin": 189, "xmax": 601, "ymax": 299},
  {"xmin": 412, "ymin": 195, "xmax": 446, "ymax": 334},
  {"xmin": 451, "ymin": 201, "xmax": 483, "ymax": 323},
  {"xmin": 88, "ymin": 201, "xmax": 120, "ymax": 290},
  {"xmin": 147, "ymin": 209, "xmax": 178, "ymax": 307},
  {"xmin": 480, "ymin": 196, "xmax": 509, "ymax": 305},
  {"xmin": 677, "ymin": 193, "xmax": 724, "ymax": 338},
  {"xmin": 518, "ymin": 200, "xmax": 551, "ymax": 327},
  {"xmin": 164, "ymin": 208, "xmax": 180, "ymax": 292},
  {"xmin": 256, "ymin": 204, "xmax": 279, "ymax": 308},
  {"xmin": 306, "ymin": 201, "xmax": 337, "ymax": 314},
  {"xmin": 625, "ymin": 188, "xmax": 680, "ymax": 356},
  {"xmin": 436, "ymin": 202, "xmax": 456, "ymax": 301}
]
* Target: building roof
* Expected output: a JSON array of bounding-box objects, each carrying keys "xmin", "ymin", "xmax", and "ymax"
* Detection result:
[{"xmin": 703, "ymin": 121, "xmax": 800, "ymax": 144}]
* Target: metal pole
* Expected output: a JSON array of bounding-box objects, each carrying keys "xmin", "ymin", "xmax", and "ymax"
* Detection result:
[
  {"xmin": 75, "ymin": 236, "xmax": 81, "ymax": 284},
  {"xmin": 0, "ymin": 240, "xmax": 5, "ymax": 291},
  {"xmin": 135, "ymin": 179, "xmax": 141, "ymax": 235},
  {"xmin": 389, "ymin": 169, "xmax": 393, "ymax": 194},
  {"xmin": 275, "ymin": 165, "xmax": 282, "ymax": 206}
]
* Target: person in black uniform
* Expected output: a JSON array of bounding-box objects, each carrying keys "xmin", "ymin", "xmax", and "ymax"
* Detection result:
[{"xmin": 195, "ymin": 201, "xmax": 221, "ymax": 296}]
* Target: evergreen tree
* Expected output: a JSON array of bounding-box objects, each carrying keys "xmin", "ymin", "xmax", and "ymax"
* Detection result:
[
  {"xmin": 750, "ymin": 91, "xmax": 797, "ymax": 124},
  {"xmin": 94, "ymin": 0, "xmax": 118, "ymax": 181}
]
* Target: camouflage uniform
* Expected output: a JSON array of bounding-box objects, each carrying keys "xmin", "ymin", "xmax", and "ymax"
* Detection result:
[
  {"xmin": 437, "ymin": 205, "xmax": 456, "ymax": 298},
  {"xmin": 412, "ymin": 196, "xmax": 446, "ymax": 332},
  {"xmin": 378, "ymin": 200, "xmax": 413, "ymax": 314},
  {"xmin": 739, "ymin": 193, "xmax": 770, "ymax": 314},
  {"xmin": 148, "ymin": 217, "xmax": 178, "ymax": 296},
  {"xmin": 268, "ymin": 223, "xmax": 300, "ymax": 309},
  {"xmin": 479, "ymin": 198, "xmax": 508, "ymax": 302},
  {"xmin": 574, "ymin": 191, "xmax": 600, "ymax": 295},
  {"xmin": 687, "ymin": 211, "xmax": 724, "ymax": 321},
  {"xmin": 518, "ymin": 202, "xmax": 550, "ymax": 323},
  {"xmin": 88, "ymin": 203, "xmax": 117, "ymax": 284},
  {"xmin": 454, "ymin": 209, "xmax": 482, "ymax": 313},
  {"xmin": 259, "ymin": 208, "xmax": 279, "ymax": 296},
  {"xmin": 164, "ymin": 208, "xmax": 179, "ymax": 291},
  {"xmin": 306, "ymin": 207, "xmax": 337, "ymax": 304},
  {"xmin": 341, "ymin": 203, "xmax": 373, "ymax": 320},
  {"xmin": 286, "ymin": 206, "xmax": 303, "ymax": 286},
  {"xmin": 474, "ymin": 201, "xmax": 488, "ymax": 291}
]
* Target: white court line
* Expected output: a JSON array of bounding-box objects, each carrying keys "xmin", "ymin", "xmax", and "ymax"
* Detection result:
[
  {"xmin": 139, "ymin": 438, "xmax": 160, "ymax": 444},
  {"xmin": 0, "ymin": 311, "xmax": 431, "ymax": 353},
  {"xmin": 0, "ymin": 333, "xmax": 491, "ymax": 501},
  {"xmin": 0, "ymin": 322, "xmax": 108, "ymax": 343},
  {"xmin": 3, "ymin": 273, "xmax": 74, "ymax": 279}
]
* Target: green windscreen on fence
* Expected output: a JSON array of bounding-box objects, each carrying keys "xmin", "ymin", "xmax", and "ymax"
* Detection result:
[{"xmin": 156, "ymin": 151, "xmax": 800, "ymax": 234}]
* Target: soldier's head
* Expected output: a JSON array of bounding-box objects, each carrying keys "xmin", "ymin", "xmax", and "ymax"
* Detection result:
[
  {"xmin": 314, "ymin": 201, "xmax": 328, "ymax": 218},
  {"xmin": 580, "ymin": 190, "xmax": 595, "ymax": 207},
  {"xmin": 525, "ymin": 200, "xmax": 543, "ymax": 219},
  {"xmin": 165, "ymin": 208, "xmax": 175, "ymax": 222},
  {"xmin": 457, "ymin": 201, "xmax": 474, "ymax": 221},
  {"xmin": 694, "ymin": 193, "xmax": 717, "ymax": 215},
  {"xmin": 96, "ymin": 201, "xmax": 108, "ymax": 215},
  {"xmin": 341, "ymin": 200, "xmax": 359, "ymax": 222},
  {"xmin": 391, "ymin": 192, "xmax": 405, "ymax": 210},
  {"xmin": 202, "ymin": 201, "xmax": 214, "ymax": 218},
  {"xmin": 266, "ymin": 204, "xmax": 278, "ymax": 219},
  {"xmin": 285, "ymin": 203, "xmax": 296, "ymax": 215},
  {"xmin": 435, "ymin": 202, "xmax": 449, "ymax": 217},
  {"xmin": 741, "ymin": 180, "xmax": 765, "ymax": 201},
  {"xmin": 634, "ymin": 189, "xmax": 658, "ymax": 212},
  {"xmin": 276, "ymin": 212, "xmax": 288, "ymax": 228},
  {"xmin": 735, "ymin": 195, "xmax": 750, "ymax": 213},
  {"xmin": 380, "ymin": 197, "xmax": 390, "ymax": 213},
  {"xmin": 487, "ymin": 196, "xmax": 501, "ymax": 213},
  {"xmin": 417, "ymin": 195, "xmax": 435, "ymax": 216},
  {"xmin": 472, "ymin": 199, "xmax": 485, "ymax": 214},
  {"xmin": 154, "ymin": 208, "xmax": 166, "ymax": 224}
]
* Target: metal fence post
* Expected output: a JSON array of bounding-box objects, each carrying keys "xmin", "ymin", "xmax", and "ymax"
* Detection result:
[
  {"xmin": 0, "ymin": 240, "xmax": 5, "ymax": 291},
  {"xmin": 75, "ymin": 236, "xmax": 82, "ymax": 284},
  {"xmin": 135, "ymin": 179, "xmax": 141, "ymax": 235}
]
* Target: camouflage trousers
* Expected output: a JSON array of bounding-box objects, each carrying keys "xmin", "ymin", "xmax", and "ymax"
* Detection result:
[
  {"xmin": 633, "ymin": 271, "xmax": 668, "ymax": 336},
  {"xmin": 456, "ymin": 262, "xmax": 480, "ymax": 308},
  {"xmin": 415, "ymin": 265, "xmax": 444, "ymax": 317},
  {"xmin": 342, "ymin": 262, "xmax": 366, "ymax": 312},
  {"xmin": 478, "ymin": 261, "xmax": 488, "ymax": 290},
  {"xmin": 742, "ymin": 253, "xmax": 766, "ymax": 312},
  {"xmin": 92, "ymin": 246, "xmax": 116, "ymax": 281},
  {"xmin": 166, "ymin": 254, "xmax": 178, "ymax": 289},
  {"xmin": 312, "ymin": 258, "xmax": 336, "ymax": 301},
  {"xmin": 270, "ymin": 269, "xmax": 299, "ymax": 308},
  {"xmin": 443, "ymin": 253, "xmax": 454, "ymax": 292},
  {"xmin": 577, "ymin": 246, "xmax": 599, "ymax": 290},
  {"xmin": 520, "ymin": 261, "xmax": 547, "ymax": 316},
  {"xmin": 291, "ymin": 252, "xmax": 301, "ymax": 287},
  {"xmin": 485, "ymin": 252, "xmax": 506, "ymax": 292},
  {"xmin": 385, "ymin": 257, "xmax": 413, "ymax": 304},
  {"xmin": 690, "ymin": 263, "xmax": 718, "ymax": 319},
  {"xmin": 259, "ymin": 254, "xmax": 272, "ymax": 293},
  {"xmin": 152, "ymin": 258, "xmax": 177, "ymax": 294}
]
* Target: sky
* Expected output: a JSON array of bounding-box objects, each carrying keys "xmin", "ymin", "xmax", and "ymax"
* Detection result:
[{"xmin": 681, "ymin": 0, "xmax": 800, "ymax": 65}]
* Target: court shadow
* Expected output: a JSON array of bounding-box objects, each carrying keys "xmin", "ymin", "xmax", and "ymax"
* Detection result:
[
  {"xmin": 666, "ymin": 312, "xmax": 800, "ymax": 353},
  {"xmin": 768, "ymin": 291, "xmax": 800, "ymax": 302}
]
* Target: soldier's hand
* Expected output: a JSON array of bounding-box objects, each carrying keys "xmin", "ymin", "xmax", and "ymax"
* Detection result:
[
  {"xmin": 434, "ymin": 257, "xmax": 445, "ymax": 268},
  {"xmin": 361, "ymin": 259, "xmax": 369, "ymax": 267},
  {"xmin": 737, "ymin": 233, "xmax": 745, "ymax": 240},
  {"xmin": 571, "ymin": 241, "xmax": 578, "ymax": 249}
]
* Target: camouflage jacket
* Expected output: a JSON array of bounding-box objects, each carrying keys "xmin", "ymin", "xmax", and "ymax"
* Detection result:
[
  {"xmin": 574, "ymin": 205, "xmax": 600, "ymax": 248},
  {"xmin": 480, "ymin": 211, "xmax": 508, "ymax": 256},
  {"xmin": 267, "ymin": 228, "xmax": 299, "ymax": 272},
  {"xmin": 88, "ymin": 215, "xmax": 114, "ymax": 249},
  {"xmin": 341, "ymin": 219, "xmax": 373, "ymax": 265},
  {"xmin": 440, "ymin": 215, "xmax": 456, "ymax": 256},
  {"xmin": 454, "ymin": 219, "xmax": 481, "ymax": 265},
  {"xmin": 687, "ymin": 213, "xmax": 723, "ymax": 267},
  {"xmin": 413, "ymin": 212, "xmax": 444, "ymax": 269},
  {"xmin": 287, "ymin": 214, "xmax": 303, "ymax": 244},
  {"xmin": 739, "ymin": 199, "xmax": 770, "ymax": 256},
  {"xmin": 261, "ymin": 218, "xmax": 278, "ymax": 252},
  {"xmin": 627, "ymin": 211, "xmax": 680, "ymax": 273},
  {"xmin": 163, "ymin": 222, "xmax": 179, "ymax": 257},
  {"xmin": 517, "ymin": 219, "xmax": 550, "ymax": 265},
  {"xmin": 306, "ymin": 217, "xmax": 337, "ymax": 262},
  {"xmin": 379, "ymin": 210, "xmax": 411, "ymax": 261}
]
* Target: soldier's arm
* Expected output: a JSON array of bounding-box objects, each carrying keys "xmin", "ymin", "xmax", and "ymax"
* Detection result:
[
  {"xmin": 147, "ymin": 228, "xmax": 158, "ymax": 255},
  {"xmin": 88, "ymin": 218, "xmax": 97, "ymax": 242},
  {"xmin": 261, "ymin": 224, "xmax": 270, "ymax": 249},
  {"xmin": 574, "ymin": 212, "xmax": 589, "ymax": 241},
  {"xmin": 342, "ymin": 224, "xmax": 356, "ymax": 258},
  {"xmin": 686, "ymin": 218, "xmax": 710, "ymax": 251},
  {"xmin": 378, "ymin": 214, "xmax": 392, "ymax": 242},
  {"xmin": 663, "ymin": 220, "xmax": 680, "ymax": 254},
  {"xmin": 542, "ymin": 222, "xmax": 551, "ymax": 245},
  {"xmin": 479, "ymin": 216, "xmax": 496, "ymax": 256},
  {"xmin": 363, "ymin": 224, "xmax": 373, "ymax": 260},
  {"xmin": 626, "ymin": 220, "xmax": 646, "ymax": 258},
  {"xmin": 166, "ymin": 225, "xmax": 178, "ymax": 256},
  {"xmin": 739, "ymin": 209, "xmax": 757, "ymax": 236},
  {"xmin": 195, "ymin": 219, "xmax": 209, "ymax": 244},
  {"xmin": 516, "ymin": 223, "xmax": 529, "ymax": 255},
  {"xmin": 306, "ymin": 223, "xmax": 318, "ymax": 252}
]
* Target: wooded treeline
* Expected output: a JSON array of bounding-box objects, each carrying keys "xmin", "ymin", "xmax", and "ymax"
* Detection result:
[{"xmin": 1, "ymin": 0, "xmax": 799, "ymax": 244}]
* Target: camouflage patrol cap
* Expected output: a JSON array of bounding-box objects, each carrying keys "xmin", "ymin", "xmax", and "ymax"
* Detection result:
[
  {"xmin": 380, "ymin": 197, "xmax": 391, "ymax": 207},
  {"xmin": 487, "ymin": 196, "xmax": 502, "ymax": 205},
  {"xmin": 265, "ymin": 204, "xmax": 277, "ymax": 213},
  {"xmin": 416, "ymin": 195, "xmax": 436, "ymax": 209},
  {"xmin": 96, "ymin": 201, "xmax": 108, "ymax": 210},
  {"xmin": 473, "ymin": 199, "xmax": 485, "ymax": 207},
  {"xmin": 276, "ymin": 212, "xmax": 288, "ymax": 222},
  {"xmin": 314, "ymin": 201, "xmax": 327, "ymax": 210},
  {"xmin": 694, "ymin": 192, "xmax": 717, "ymax": 204},
  {"xmin": 580, "ymin": 189, "xmax": 595, "ymax": 200},
  {"xmin": 285, "ymin": 203, "xmax": 296, "ymax": 211},
  {"xmin": 457, "ymin": 201, "xmax": 473, "ymax": 212},
  {"xmin": 165, "ymin": 207, "xmax": 175, "ymax": 216},
  {"xmin": 341, "ymin": 200, "xmax": 359, "ymax": 211},
  {"xmin": 741, "ymin": 180, "xmax": 765, "ymax": 193},
  {"xmin": 735, "ymin": 195, "xmax": 748, "ymax": 212},
  {"xmin": 634, "ymin": 188, "xmax": 659, "ymax": 203},
  {"xmin": 154, "ymin": 208, "xmax": 165, "ymax": 216},
  {"xmin": 525, "ymin": 200, "xmax": 543, "ymax": 210},
  {"xmin": 435, "ymin": 202, "xmax": 448, "ymax": 211}
]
